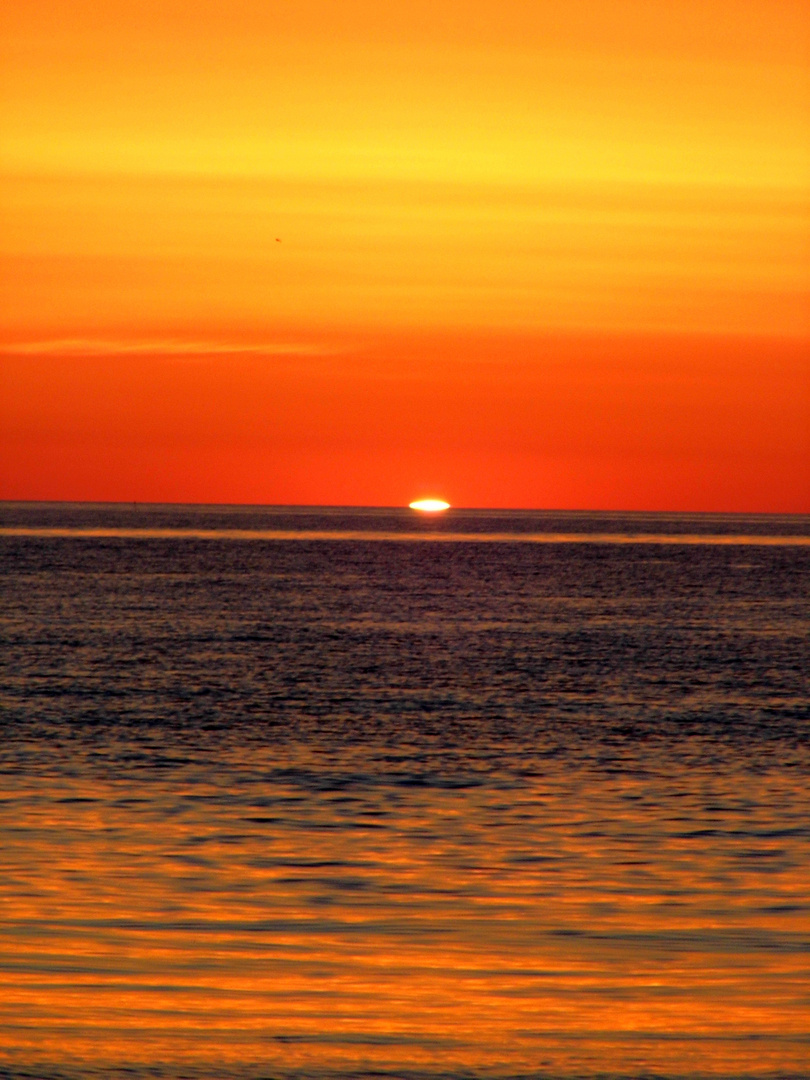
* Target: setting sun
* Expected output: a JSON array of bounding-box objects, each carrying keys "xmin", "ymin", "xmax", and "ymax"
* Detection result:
[{"xmin": 409, "ymin": 499, "xmax": 451, "ymax": 512}]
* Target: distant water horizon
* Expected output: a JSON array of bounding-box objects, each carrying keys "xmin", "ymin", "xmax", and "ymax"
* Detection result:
[
  {"xmin": 2, "ymin": 500, "xmax": 809, "ymax": 542},
  {"xmin": 4, "ymin": 498, "xmax": 810, "ymax": 517}
]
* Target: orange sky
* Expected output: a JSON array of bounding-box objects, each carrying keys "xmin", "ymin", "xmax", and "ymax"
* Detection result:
[{"xmin": 1, "ymin": 0, "xmax": 808, "ymax": 509}]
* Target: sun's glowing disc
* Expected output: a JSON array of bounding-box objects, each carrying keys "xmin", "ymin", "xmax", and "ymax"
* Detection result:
[{"xmin": 409, "ymin": 499, "xmax": 450, "ymax": 512}]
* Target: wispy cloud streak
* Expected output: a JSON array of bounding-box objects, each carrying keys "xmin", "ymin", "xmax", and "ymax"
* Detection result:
[{"xmin": 0, "ymin": 339, "xmax": 338, "ymax": 358}]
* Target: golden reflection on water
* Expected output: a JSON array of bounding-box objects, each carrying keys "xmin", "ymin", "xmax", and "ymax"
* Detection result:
[
  {"xmin": 2, "ymin": 747, "xmax": 808, "ymax": 1077},
  {"xmin": 1, "ymin": 526, "xmax": 809, "ymax": 545}
]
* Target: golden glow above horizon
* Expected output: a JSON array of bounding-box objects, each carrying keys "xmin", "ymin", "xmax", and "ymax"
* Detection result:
[
  {"xmin": 409, "ymin": 500, "xmax": 451, "ymax": 512},
  {"xmin": 0, "ymin": 0, "xmax": 808, "ymax": 509}
]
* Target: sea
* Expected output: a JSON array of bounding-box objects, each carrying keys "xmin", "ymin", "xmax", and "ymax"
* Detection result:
[{"xmin": 1, "ymin": 502, "xmax": 808, "ymax": 1080}]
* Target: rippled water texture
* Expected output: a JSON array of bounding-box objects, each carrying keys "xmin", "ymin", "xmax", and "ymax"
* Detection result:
[{"xmin": 1, "ymin": 505, "xmax": 808, "ymax": 1079}]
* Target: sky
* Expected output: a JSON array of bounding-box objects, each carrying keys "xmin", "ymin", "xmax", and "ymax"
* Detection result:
[{"xmin": 1, "ymin": 0, "xmax": 808, "ymax": 510}]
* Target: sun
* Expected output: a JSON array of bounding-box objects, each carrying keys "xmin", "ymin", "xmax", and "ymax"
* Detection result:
[{"xmin": 409, "ymin": 499, "xmax": 450, "ymax": 512}]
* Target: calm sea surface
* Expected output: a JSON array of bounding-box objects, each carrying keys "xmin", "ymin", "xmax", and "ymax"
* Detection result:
[{"xmin": 1, "ymin": 504, "xmax": 808, "ymax": 1079}]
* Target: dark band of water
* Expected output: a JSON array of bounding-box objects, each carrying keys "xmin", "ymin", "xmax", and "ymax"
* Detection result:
[{"xmin": 2, "ymin": 525, "xmax": 809, "ymax": 544}]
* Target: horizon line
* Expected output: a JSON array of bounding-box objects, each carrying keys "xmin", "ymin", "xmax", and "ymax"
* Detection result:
[{"xmin": 1, "ymin": 499, "xmax": 808, "ymax": 519}]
